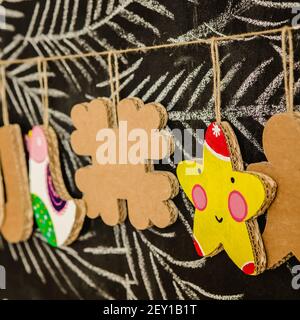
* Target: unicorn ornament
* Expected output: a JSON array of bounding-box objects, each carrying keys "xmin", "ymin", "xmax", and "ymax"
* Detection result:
[{"xmin": 26, "ymin": 126, "xmax": 85, "ymax": 247}]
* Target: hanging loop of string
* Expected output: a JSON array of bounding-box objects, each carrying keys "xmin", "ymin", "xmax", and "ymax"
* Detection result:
[
  {"xmin": 37, "ymin": 58, "xmax": 50, "ymax": 127},
  {"xmin": 113, "ymin": 53, "xmax": 120, "ymax": 106},
  {"xmin": 108, "ymin": 53, "xmax": 115, "ymax": 106},
  {"xmin": 281, "ymin": 26, "xmax": 294, "ymax": 113},
  {"xmin": 0, "ymin": 65, "xmax": 10, "ymax": 126},
  {"xmin": 108, "ymin": 52, "xmax": 120, "ymax": 108},
  {"xmin": 211, "ymin": 38, "xmax": 221, "ymax": 124}
]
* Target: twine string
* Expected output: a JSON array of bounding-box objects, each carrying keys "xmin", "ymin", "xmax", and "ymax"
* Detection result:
[
  {"xmin": 108, "ymin": 52, "xmax": 120, "ymax": 108},
  {"xmin": 0, "ymin": 26, "xmax": 299, "ymax": 67},
  {"xmin": 37, "ymin": 59, "xmax": 44, "ymax": 108},
  {"xmin": 211, "ymin": 38, "xmax": 222, "ymax": 124},
  {"xmin": 0, "ymin": 24, "xmax": 298, "ymax": 123},
  {"xmin": 281, "ymin": 27, "xmax": 294, "ymax": 113},
  {"xmin": 114, "ymin": 53, "xmax": 120, "ymax": 106},
  {"xmin": 38, "ymin": 58, "xmax": 50, "ymax": 126},
  {"xmin": 108, "ymin": 52, "xmax": 115, "ymax": 107},
  {"xmin": 0, "ymin": 65, "xmax": 9, "ymax": 126}
]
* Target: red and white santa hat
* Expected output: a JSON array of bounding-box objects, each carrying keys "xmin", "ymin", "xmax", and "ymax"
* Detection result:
[{"xmin": 204, "ymin": 122, "xmax": 230, "ymax": 161}]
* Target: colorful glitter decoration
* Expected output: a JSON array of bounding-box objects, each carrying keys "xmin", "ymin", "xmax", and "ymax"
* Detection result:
[
  {"xmin": 27, "ymin": 126, "xmax": 84, "ymax": 247},
  {"xmin": 32, "ymin": 194, "xmax": 57, "ymax": 247}
]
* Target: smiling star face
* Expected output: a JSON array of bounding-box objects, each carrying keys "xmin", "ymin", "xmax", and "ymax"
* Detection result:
[{"xmin": 177, "ymin": 122, "xmax": 276, "ymax": 275}]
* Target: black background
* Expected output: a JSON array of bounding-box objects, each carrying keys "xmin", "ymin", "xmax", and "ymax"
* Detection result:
[{"xmin": 1, "ymin": 0, "xmax": 300, "ymax": 300}]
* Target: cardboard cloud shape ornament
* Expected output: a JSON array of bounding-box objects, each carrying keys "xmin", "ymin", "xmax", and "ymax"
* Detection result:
[
  {"xmin": 71, "ymin": 97, "xmax": 179, "ymax": 230},
  {"xmin": 27, "ymin": 126, "xmax": 86, "ymax": 247},
  {"xmin": 177, "ymin": 122, "xmax": 276, "ymax": 275}
]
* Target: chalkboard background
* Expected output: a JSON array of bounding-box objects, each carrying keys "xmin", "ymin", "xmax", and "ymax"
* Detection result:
[{"xmin": 1, "ymin": 0, "xmax": 300, "ymax": 300}]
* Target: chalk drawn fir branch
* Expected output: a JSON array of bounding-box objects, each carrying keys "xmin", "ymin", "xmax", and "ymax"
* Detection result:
[
  {"xmin": 0, "ymin": 0, "xmax": 24, "ymax": 33},
  {"xmin": 2, "ymin": 0, "xmax": 175, "ymax": 88},
  {"xmin": 1, "ymin": 0, "xmax": 299, "ymax": 300}
]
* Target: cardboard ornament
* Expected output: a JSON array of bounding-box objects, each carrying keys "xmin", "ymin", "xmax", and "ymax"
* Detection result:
[
  {"xmin": 248, "ymin": 113, "xmax": 300, "ymax": 268},
  {"xmin": 71, "ymin": 97, "xmax": 179, "ymax": 230},
  {"xmin": 0, "ymin": 125, "xmax": 33, "ymax": 242},
  {"xmin": 177, "ymin": 122, "xmax": 277, "ymax": 275},
  {"xmin": 27, "ymin": 126, "xmax": 86, "ymax": 247},
  {"xmin": 0, "ymin": 162, "xmax": 4, "ymax": 228}
]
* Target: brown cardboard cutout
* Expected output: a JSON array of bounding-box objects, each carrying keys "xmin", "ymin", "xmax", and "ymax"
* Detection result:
[
  {"xmin": 248, "ymin": 112, "xmax": 300, "ymax": 268},
  {"xmin": 0, "ymin": 162, "xmax": 5, "ymax": 229},
  {"xmin": 71, "ymin": 97, "xmax": 179, "ymax": 230},
  {"xmin": 0, "ymin": 125, "xmax": 33, "ymax": 242}
]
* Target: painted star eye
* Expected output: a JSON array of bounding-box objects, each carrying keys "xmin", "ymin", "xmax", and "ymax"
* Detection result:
[
  {"xmin": 228, "ymin": 191, "xmax": 248, "ymax": 222},
  {"xmin": 231, "ymin": 177, "xmax": 235, "ymax": 183},
  {"xmin": 192, "ymin": 184, "xmax": 207, "ymax": 211}
]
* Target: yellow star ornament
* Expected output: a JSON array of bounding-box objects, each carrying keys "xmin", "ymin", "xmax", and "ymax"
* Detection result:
[{"xmin": 177, "ymin": 122, "xmax": 276, "ymax": 275}]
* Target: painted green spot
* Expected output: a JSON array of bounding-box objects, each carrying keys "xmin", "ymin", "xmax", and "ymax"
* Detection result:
[{"xmin": 31, "ymin": 194, "xmax": 57, "ymax": 247}]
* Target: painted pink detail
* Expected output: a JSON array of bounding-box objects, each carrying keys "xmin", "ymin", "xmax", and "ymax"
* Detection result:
[
  {"xmin": 192, "ymin": 184, "xmax": 207, "ymax": 211},
  {"xmin": 242, "ymin": 262, "xmax": 255, "ymax": 275},
  {"xmin": 27, "ymin": 126, "xmax": 48, "ymax": 163},
  {"xmin": 193, "ymin": 238, "xmax": 204, "ymax": 257},
  {"xmin": 228, "ymin": 190, "xmax": 248, "ymax": 222}
]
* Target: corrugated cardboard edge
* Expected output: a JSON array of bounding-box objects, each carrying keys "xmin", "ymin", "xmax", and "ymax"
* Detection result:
[
  {"xmin": 269, "ymin": 253, "xmax": 293, "ymax": 270},
  {"xmin": 0, "ymin": 125, "xmax": 33, "ymax": 242},
  {"xmin": 221, "ymin": 121, "xmax": 277, "ymax": 275},
  {"xmin": 0, "ymin": 161, "xmax": 5, "ymax": 229},
  {"xmin": 43, "ymin": 125, "xmax": 86, "ymax": 246},
  {"xmin": 13, "ymin": 125, "xmax": 34, "ymax": 241}
]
